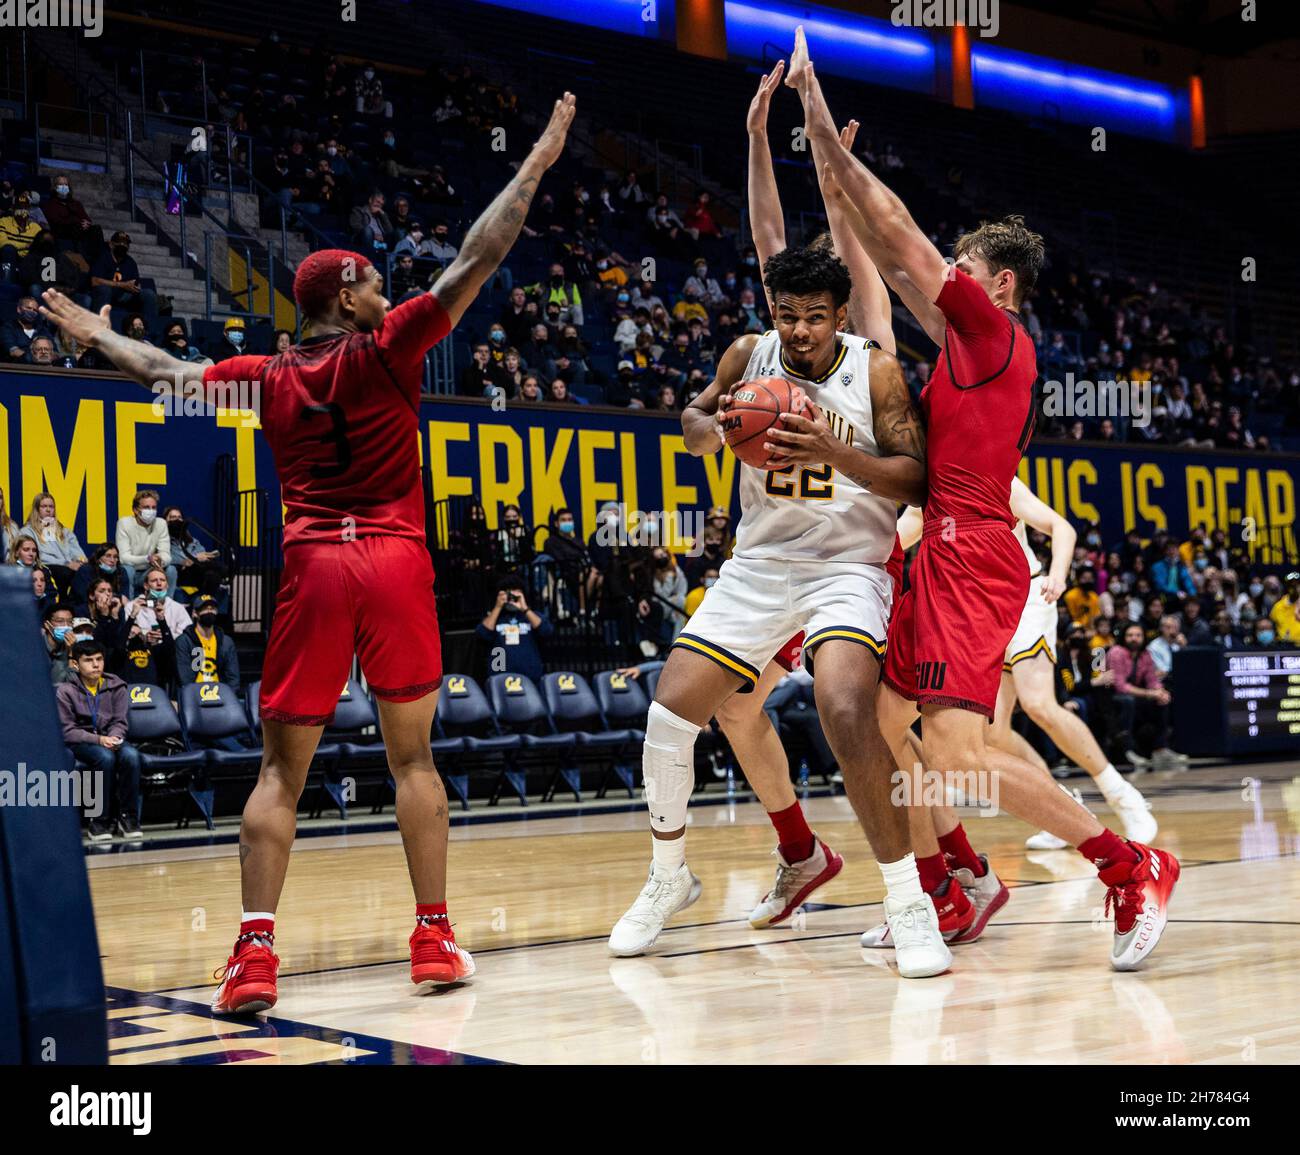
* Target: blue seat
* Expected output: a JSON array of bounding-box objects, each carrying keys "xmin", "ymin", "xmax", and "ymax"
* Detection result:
[
  {"xmin": 436, "ymin": 674, "xmax": 523, "ymax": 806},
  {"xmin": 593, "ymin": 669, "xmax": 650, "ymax": 741},
  {"xmin": 486, "ymin": 673, "xmax": 579, "ymax": 803},
  {"xmin": 125, "ymin": 683, "xmax": 208, "ymax": 826},
  {"xmin": 542, "ymin": 672, "xmax": 638, "ymax": 799},
  {"xmin": 176, "ymin": 682, "xmax": 262, "ymax": 828}
]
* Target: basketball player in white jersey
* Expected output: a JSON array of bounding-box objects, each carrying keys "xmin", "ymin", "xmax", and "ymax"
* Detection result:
[
  {"xmin": 703, "ymin": 62, "xmax": 903, "ymax": 931},
  {"xmin": 606, "ymin": 242, "xmax": 949, "ymax": 977}
]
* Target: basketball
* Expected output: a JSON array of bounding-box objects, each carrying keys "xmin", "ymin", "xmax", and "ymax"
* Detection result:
[{"xmin": 723, "ymin": 377, "xmax": 808, "ymax": 469}]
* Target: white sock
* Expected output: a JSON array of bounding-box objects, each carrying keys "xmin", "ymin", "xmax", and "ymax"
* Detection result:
[
  {"xmin": 878, "ymin": 853, "xmax": 924, "ymax": 904},
  {"xmin": 240, "ymin": 911, "xmax": 275, "ymax": 935},
  {"xmin": 1094, "ymin": 765, "xmax": 1129, "ymax": 803},
  {"xmin": 652, "ymin": 835, "xmax": 687, "ymax": 875}
]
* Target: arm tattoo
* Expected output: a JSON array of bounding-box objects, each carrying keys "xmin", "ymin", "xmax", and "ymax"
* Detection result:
[{"xmin": 874, "ymin": 364, "xmax": 926, "ymax": 464}]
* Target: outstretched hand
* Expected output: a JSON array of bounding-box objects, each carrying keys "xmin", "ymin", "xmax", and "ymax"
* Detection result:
[
  {"xmin": 38, "ymin": 289, "xmax": 110, "ymax": 347},
  {"xmin": 532, "ymin": 92, "xmax": 577, "ymax": 168},
  {"xmin": 786, "ymin": 25, "xmax": 813, "ymax": 90},
  {"xmin": 746, "ymin": 60, "xmax": 785, "ymax": 134},
  {"xmin": 839, "ymin": 118, "xmax": 859, "ymax": 151}
]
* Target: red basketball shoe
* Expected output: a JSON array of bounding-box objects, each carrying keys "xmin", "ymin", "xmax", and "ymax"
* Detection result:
[
  {"xmin": 410, "ymin": 921, "xmax": 476, "ymax": 987},
  {"xmin": 212, "ymin": 933, "xmax": 279, "ymax": 1014},
  {"xmin": 1101, "ymin": 843, "xmax": 1180, "ymax": 971}
]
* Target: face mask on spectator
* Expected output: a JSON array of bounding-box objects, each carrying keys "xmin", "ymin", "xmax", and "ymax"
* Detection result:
[
  {"xmin": 52, "ymin": 625, "xmax": 71, "ymax": 641},
  {"xmin": 744, "ymin": 256, "xmax": 758, "ymax": 267},
  {"xmin": 168, "ymin": 519, "xmax": 186, "ymax": 536},
  {"xmin": 100, "ymin": 561, "xmax": 117, "ymax": 574},
  {"xmin": 616, "ymin": 292, "xmax": 630, "ymax": 305},
  {"xmin": 364, "ymin": 69, "xmax": 375, "ymax": 80},
  {"xmin": 138, "ymin": 508, "xmax": 157, "ymax": 524},
  {"xmin": 326, "ymin": 146, "xmax": 337, "ymax": 157},
  {"xmin": 55, "ymin": 184, "xmax": 70, "ymax": 197},
  {"xmin": 198, "ymin": 612, "xmax": 219, "ymax": 627},
  {"xmin": 703, "ymin": 577, "xmax": 717, "ymax": 589},
  {"xmin": 148, "ymin": 587, "xmax": 167, "ymax": 602},
  {"xmin": 489, "ymin": 329, "xmax": 505, "ymax": 344},
  {"xmin": 112, "ymin": 243, "xmax": 128, "ymax": 258},
  {"xmin": 1258, "ymin": 629, "xmax": 1275, "ymax": 644},
  {"xmin": 558, "ymin": 519, "xmax": 574, "ymax": 534},
  {"xmin": 227, "ymin": 330, "xmax": 245, "ymax": 347},
  {"xmin": 1249, "ymin": 582, "xmax": 1263, "ymax": 597}
]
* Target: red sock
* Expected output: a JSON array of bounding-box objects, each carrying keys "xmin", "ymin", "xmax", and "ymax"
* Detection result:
[
  {"xmin": 1078, "ymin": 830, "xmax": 1140, "ymax": 869},
  {"xmin": 768, "ymin": 802, "xmax": 815, "ymax": 864},
  {"xmin": 239, "ymin": 916, "xmax": 274, "ymax": 938},
  {"xmin": 416, "ymin": 902, "xmax": 449, "ymax": 928},
  {"xmin": 938, "ymin": 824, "xmax": 985, "ymax": 877},
  {"xmin": 917, "ymin": 851, "xmax": 949, "ymax": 894}
]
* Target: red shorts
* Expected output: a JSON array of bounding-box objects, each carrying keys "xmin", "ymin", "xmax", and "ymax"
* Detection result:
[
  {"xmin": 882, "ymin": 518, "xmax": 1027, "ymax": 719},
  {"xmin": 259, "ymin": 536, "xmax": 443, "ymax": 726},
  {"xmin": 774, "ymin": 632, "xmax": 805, "ymax": 671}
]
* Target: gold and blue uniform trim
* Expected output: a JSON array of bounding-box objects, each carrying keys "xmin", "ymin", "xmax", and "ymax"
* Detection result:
[
  {"xmin": 1001, "ymin": 636, "xmax": 1055, "ymax": 673},
  {"xmin": 803, "ymin": 626, "xmax": 886, "ymax": 677},
  {"xmin": 672, "ymin": 634, "xmax": 761, "ymax": 691}
]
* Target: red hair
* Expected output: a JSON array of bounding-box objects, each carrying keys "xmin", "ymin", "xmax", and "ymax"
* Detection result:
[{"xmin": 292, "ymin": 249, "xmax": 374, "ymax": 319}]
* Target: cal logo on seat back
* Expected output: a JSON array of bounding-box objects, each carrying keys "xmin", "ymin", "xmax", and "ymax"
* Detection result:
[
  {"xmin": 447, "ymin": 676, "xmax": 468, "ymax": 695},
  {"xmin": 610, "ymin": 673, "xmax": 628, "ymax": 690},
  {"xmin": 199, "ymin": 684, "xmax": 221, "ymax": 703},
  {"xmin": 129, "ymin": 686, "xmax": 154, "ymax": 704},
  {"xmin": 558, "ymin": 674, "xmax": 577, "ymax": 692},
  {"xmin": 504, "ymin": 676, "xmax": 524, "ymax": 694}
]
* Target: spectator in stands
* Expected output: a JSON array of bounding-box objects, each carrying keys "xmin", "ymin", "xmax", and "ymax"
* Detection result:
[
  {"xmin": 204, "ymin": 317, "xmax": 248, "ymax": 362},
  {"xmin": 542, "ymin": 508, "xmax": 596, "ymax": 613},
  {"xmin": 20, "ymin": 493, "xmax": 86, "ymax": 595},
  {"xmin": 355, "ymin": 63, "xmax": 391, "ymax": 117},
  {"xmin": 1248, "ymin": 616, "xmax": 1282, "ymax": 648},
  {"xmin": 1108, "ymin": 622, "xmax": 1184, "ymax": 771},
  {"xmin": 549, "ymin": 326, "xmax": 589, "ymax": 385},
  {"xmin": 9, "ymin": 532, "xmax": 45, "ymax": 578},
  {"xmin": 20, "ymin": 229, "xmax": 86, "ymax": 303},
  {"xmin": 618, "ymin": 170, "xmax": 647, "ymax": 208},
  {"xmin": 350, "ymin": 189, "xmax": 392, "ymax": 256},
  {"xmin": 520, "ymin": 322, "xmax": 556, "ymax": 370},
  {"xmin": 3, "ymin": 295, "xmax": 53, "ymax": 361},
  {"xmin": 605, "ymin": 360, "xmax": 638, "ymax": 408},
  {"xmin": 646, "ymin": 195, "xmax": 686, "ymax": 252},
  {"xmin": 493, "ymin": 504, "xmax": 533, "ymax": 570},
  {"xmin": 652, "ymin": 384, "xmax": 678, "ymax": 412},
  {"xmin": 499, "ymin": 286, "xmax": 534, "ymax": 348},
  {"xmin": 0, "ymin": 194, "xmax": 40, "ymax": 269},
  {"xmin": 0, "ymin": 485, "xmax": 16, "ymax": 558},
  {"xmin": 631, "ymin": 279, "xmax": 664, "ymax": 313},
  {"xmin": 44, "ymin": 176, "xmax": 102, "ymax": 258},
  {"xmin": 1270, "ymin": 572, "xmax": 1300, "ymax": 643},
  {"xmin": 1151, "ymin": 542, "xmax": 1195, "ymax": 597},
  {"xmin": 115, "ymin": 489, "xmax": 175, "ymax": 597},
  {"xmin": 164, "ymin": 506, "xmax": 223, "ymax": 598},
  {"xmin": 25, "ymin": 335, "xmax": 56, "ymax": 365},
  {"xmin": 176, "ymin": 595, "xmax": 240, "ymax": 689},
  {"xmin": 476, "ymin": 577, "xmax": 552, "ymax": 684},
  {"xmin": 595, "ymin": 247, "xmax": 630, "ymax": 289},
  {"xmin": 388, "ymin": 253, "xmax": 421, "ymax": 301},
  {"xmin": 273, "ymin": 329, "xmax": 294, "ymax": 354},
  {"xmin": 650, "ymin": 547, "xmax": 688, "ymax": 640},
  {"xmin": 425, "ymin": 223, "xmax": 459, "ymax": 264},
  {"xmin": 682, "ymin": 524, "xmax": 727, "ymax": 588},
  {"xmin": 127, "ymin": 566, "xmax": 191, "ymax": 688},
  {"xmin": 393, "ymin": 220, "xmax": 433, "ymax": 259},
  {"xmin": 81, "ymin": 576, "xmax": 131, "ymax": 671},
  {"xmin": 305, "ymin": 156, "xmax": 340, "ymax": 211},
  {"xmin": 459, "ymin": 343, "xmax": 494, "ymax": 397},
  {"xmin": 530, "ymin": 263, "xmax": 584, "ymax": 327},
  {"xmin": 1064, "ymin": 567, "xmax": 1101, "ymax": 628},
  {"xmin": 490, "ymin": 348, "xmax": 525, "ymax": 398},
  {"xmin": 90, "ymin": 231, "xmax": 156, "ymax": 321},
  {"xmin": 161, "ymin": 321, "xmax": 206, "ymax": 363},
  {"xmin": 1146, "ymin": 615, "xmax": 1185, "ymax": 675},
  {"xmin": 425, "ymin": 165, "xmax": 458, "ymax": 205},
  {"xmin": 518, "ymin": 375, "xmax": 543, "ymax": 403},
  {"xmin": 682, "ymin": 191, "xmax": 721, "ymax": 241},
  {"xmin": 72, "ymin": 543, "xmax": 127, "ymax": 605},
  {"xmin": 123, "ymin": 315, "xmax": 151, "ymax": 343},
  {"xmin": 57, "ymin": 640, "xmax": 142, "ymax": 842},
  {"xmin": 548, "ymin": 377, "xmax": 576, "ymax": 404},
  {"xmin": 43, "ymin": 602, "xmax": 76, "ymax": 685},
  {"xmin": 1182, "ymin": 598, "xmax": 1214, "ymax": 645}
]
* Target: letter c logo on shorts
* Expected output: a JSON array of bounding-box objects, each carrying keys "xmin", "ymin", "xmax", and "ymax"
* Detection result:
[{"xmin": 130, "ymin": 686, "xmax": 153, "ymax": 704}]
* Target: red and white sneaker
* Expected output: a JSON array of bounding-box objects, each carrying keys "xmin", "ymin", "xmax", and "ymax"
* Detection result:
[
  {"xmin": 860, "ymin": 875, "xmax": 974, "ymax": 947},
  {"xmin": 748, "ymin": 836, "xmax": 844, "ymax": 928},
  {"xmin": 948, "ymin": 855, "xmax": 1009, "ymax": 944},
  {"xmin": 410, "ymin": 921, "xmax": 476, "ymax": 986},
  {"xmin": 211, "ymin": 934, "xmax": 279, "ymax": 1015},
  {"xmin": 1101, "ymin": 842, "xmax": 1180, "ymax": 971}
]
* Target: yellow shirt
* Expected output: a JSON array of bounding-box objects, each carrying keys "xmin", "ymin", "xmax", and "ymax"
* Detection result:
[
  {"xmin": 672, "ymin": 300, "xmax": 708, "ymax": 325},
  {"xmin": 684, "ymin": 586, "xmax": 708, "ymax": 619},
  {"xmin": 198, "ymin": 631, "xmax": 219, "ymax": 681},
  {"xmin": 1065, "ymin": 588, "xmax": 1101, "ymax": 629},
  {"xmin": 1270, "ymin": 596, "xmax": 1300, "ymax": 642}
]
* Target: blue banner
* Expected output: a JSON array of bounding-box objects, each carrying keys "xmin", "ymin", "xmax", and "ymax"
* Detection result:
[{"xmin": 1, "ymin": 368, "xmax": 1296, "ymax": 563}]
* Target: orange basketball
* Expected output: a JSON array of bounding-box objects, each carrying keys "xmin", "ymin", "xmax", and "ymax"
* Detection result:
[{"xmin": 722, "ymin": 377, "xmax": 806, "ymax": 469}]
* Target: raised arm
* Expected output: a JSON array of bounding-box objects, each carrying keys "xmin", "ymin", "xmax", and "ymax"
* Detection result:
[
  {"xmin": 38, "ymin": 291, "xmax": 208, "ymax": 389},
  {"xmin": 1010, "ymin": 477, "xmax": 1077, "ymax": 601},
  {"xmin": 788, "ymin": 28, "xmax": 948, "ymax": 343},
  {"xmin": 682, "ymin": 333, "xmax": 762, "ymax": 457},
  {"xmin": 432, "ymin": 94, "xmax": 576, "ymax": 327},
  {"xmin": 747, "ymin": 62, "xmax": 787, "ymax": 316},
  {"xmin": 814, "ymin": 122, "xmax": 895, "ymax": 353}
]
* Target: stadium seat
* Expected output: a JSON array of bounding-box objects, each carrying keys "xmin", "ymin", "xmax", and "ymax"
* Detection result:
[
  {"xmin": 177, "ymin": 683, "xmax": 262, "ymax": 828},
  {"xmin": 124, "ymin": 683, "xmax": 209, "ymax": 828},
  {"xmin": 486, "ymin": 673, "xmax": 580, "ymax": 803},
  {"xmin": 541, "ymin": 671, "xmax": 639, "ymax": 800},
  {"xmin": 435, "ymin": 674, "xmax": 523, "ymax": 805},
  {"xmin": 592, "ymin": 670, "xmax": 650, "ymax": 796}
]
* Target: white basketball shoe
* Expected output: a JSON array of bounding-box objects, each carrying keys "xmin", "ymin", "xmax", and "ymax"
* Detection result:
[
  {"xmin": 608, "ymin": 863, "xmax": 703, "ymax": 957},
  {"xmin": 880, "ymin": 894, "xmax": 952, "ymax": 978}
]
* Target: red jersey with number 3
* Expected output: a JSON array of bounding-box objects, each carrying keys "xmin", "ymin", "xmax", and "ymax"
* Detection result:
[
  {"xmin": 202, "ymin": 292, "xmax": 451, "ymax": 547},
  {"xmin": 921, "ymin": 268, "xmax": 1037, "ymax": 525}
]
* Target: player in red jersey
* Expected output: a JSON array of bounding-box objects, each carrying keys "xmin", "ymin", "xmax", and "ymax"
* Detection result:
[
  {"xmin": 788, "ymin": 28, "xmax": 1178, "ymax": 973},
  {"xmin": 40, "ymin": 94, "xmax": 577, "ymax": 1009}
]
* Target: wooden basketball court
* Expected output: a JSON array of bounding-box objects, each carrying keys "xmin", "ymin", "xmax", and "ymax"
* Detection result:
[{"xmin": 91, "ymin": 760, "xmax": 1300, "ymax": 1065}]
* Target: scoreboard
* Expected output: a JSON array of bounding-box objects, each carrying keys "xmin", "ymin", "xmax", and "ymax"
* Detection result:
[
  {"xmin": 1223, "ymin": 650, "xmax": 1300, "ymax": 752},
  {"xmin": 1171, "ymin": 647, "xmax": 1300, "ymax": 757}
]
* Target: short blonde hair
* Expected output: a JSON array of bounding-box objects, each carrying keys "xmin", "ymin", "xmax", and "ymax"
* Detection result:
[{"xmin": 133, "ymin": 489, "xmax": 160, "ymax": 510}]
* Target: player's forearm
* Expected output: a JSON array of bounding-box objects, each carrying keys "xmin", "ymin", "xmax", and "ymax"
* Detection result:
[
  {"xmin": 827, "ymin": 205, "xmax": 895, "ymax": 352},
  {"xmin": 829, "ymin": 443, "xmax": 927, "ymax": 507},
  {"xmin": 1048, "ymin": 520, "xmax": 1076, "ymax": 588},
  {"xmin": 747, "ymin": 130, "xmax": 786, "ymax": 263},
  {"xmin": 88, "ymin": 330, "xmax": 206, "ymax": 390},
  {"xmin": 456, "ymin": 154, "xmax": 546, "ymax": 278},
  {"xmin": 682, "ymin": 406, "xmax": 723, "ymax": 457}
]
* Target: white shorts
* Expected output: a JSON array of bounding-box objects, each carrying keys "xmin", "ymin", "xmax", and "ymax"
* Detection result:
[
  {"xmin": 1003, "ymin": 574, "xmax": 1059, "ymax": 670},
  {"xmin": 673, "ymin": 555, "xmax": 892, "ymax": 692}
]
